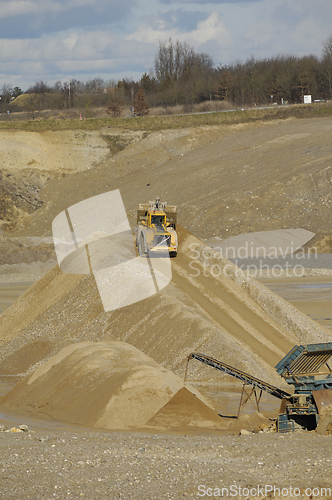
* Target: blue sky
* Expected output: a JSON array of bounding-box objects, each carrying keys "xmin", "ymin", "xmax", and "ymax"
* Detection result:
[{"xmin": 1, "ymin": 0, "xmax": 332, "ymax": 90}]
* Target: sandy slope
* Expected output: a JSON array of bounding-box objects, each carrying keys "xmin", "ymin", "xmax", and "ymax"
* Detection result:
[
  {"xmin": 0, "ymin": 225, "xmax": 330, "ymax": 399},
  {"xmin": 2, "ymin": 341, "xmax": 226, "ymax": 431},
  {"xmin": 0, "ymin": 117, "xmax": 331, "ymax": 240}
]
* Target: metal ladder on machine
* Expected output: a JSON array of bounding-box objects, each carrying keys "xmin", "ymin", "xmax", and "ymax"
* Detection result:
[{"xmin": 184, "ymin": 353, "xmax": 291, "ymax": 417}]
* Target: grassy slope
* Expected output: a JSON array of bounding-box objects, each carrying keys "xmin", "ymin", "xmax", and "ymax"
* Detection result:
[{"xmin": 1, "ymin": 102, "xmax": 332, "ymax": 133}]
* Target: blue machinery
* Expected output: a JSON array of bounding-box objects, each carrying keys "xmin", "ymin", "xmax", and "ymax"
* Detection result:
[
  {"xmin": 276, "ymin": 343, "xmax": 332, "ymax": 432},
  {"xmin": 186, "ymin": 343, "xmax": 332, "ymax": 433}
]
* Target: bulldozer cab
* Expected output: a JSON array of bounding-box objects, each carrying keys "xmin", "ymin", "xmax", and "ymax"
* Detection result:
[{"xmin": 150, "ymin": 213, "xmax": 166, "ymax": 227}]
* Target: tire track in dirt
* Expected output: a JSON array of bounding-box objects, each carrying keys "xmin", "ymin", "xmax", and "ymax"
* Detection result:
[{"xmin": 172, "ymin": 252, "xmax": 293, "ymax": 367}]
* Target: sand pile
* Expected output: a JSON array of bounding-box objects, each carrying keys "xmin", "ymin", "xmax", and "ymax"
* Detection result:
[
  {"xmin": 148, "ymin": 386, "xmax": 227, "ymax": 429},
  {"xmin": 1, "ymin": 341, "xmax": 225, "ymax": 430},
  {"xmin": 1, "ymin": 226, "xmax": 330, "ymax": 393}
]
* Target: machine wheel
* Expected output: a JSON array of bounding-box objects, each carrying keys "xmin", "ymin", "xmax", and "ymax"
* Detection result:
[{"xmin": 138, "ymin": 236, "xmax": 146, "ymax": 256}]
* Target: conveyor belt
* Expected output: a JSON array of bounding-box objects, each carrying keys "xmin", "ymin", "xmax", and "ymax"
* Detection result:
[{"xmin": 188, "ymin": 353, "xmax": 291, "ymax": 400}]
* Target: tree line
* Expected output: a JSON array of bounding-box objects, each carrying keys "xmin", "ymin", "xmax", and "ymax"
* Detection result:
[{"xmin": 1, "ymin": 35, "xmax": 332, "ymax": 113}]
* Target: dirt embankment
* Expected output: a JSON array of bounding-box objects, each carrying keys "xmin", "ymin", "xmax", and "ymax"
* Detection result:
[
  {"xmin": 0, "ymin": 116, "xmax": 331, "ymax": 241},
  {"xmin": 0, "ymin": 128, "xmax": 144, "ymax": 232}
]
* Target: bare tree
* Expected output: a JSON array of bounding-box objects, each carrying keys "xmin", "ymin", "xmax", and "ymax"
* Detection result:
[
  {"xmin": 323, "ymin": 34, "xmax": 332, "ymax": 59},
  {"xmin": 154, "ymin": 38, "xmax": 214, "ymax": 106},
  {"xmin": 26, "ymin": 80, "xmax": 51, "ymax": 94},
  {"xmin": 1, "ymin": 83, "xmax": 14, "ymax": 103},
  {"xmin": 322, "ymin": 34, "xmax": 332, "ymax": 98},
  {"xmin": 155, "ymin": 38, "xmax": 213, "ymax": 84}
]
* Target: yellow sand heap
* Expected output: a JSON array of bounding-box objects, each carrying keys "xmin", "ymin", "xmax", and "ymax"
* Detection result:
[{"xmin": 2, "ymin": 341, "xmax": 223, "ymax": 430}]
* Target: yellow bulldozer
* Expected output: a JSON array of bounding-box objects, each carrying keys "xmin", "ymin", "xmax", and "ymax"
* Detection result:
[{"xmin": 136, "ymin": 198, "xmax": 178, "ymax": 256}]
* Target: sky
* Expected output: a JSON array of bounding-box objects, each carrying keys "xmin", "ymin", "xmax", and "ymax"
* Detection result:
[{"xmin": 1, "ymin": 0, "xmax": 332, "ymax": 91}]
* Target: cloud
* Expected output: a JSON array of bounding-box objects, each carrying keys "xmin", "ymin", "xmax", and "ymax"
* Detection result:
[
  {"xmin": 0, "ymin": 0, "xmax": 62, "ymax": 19},
  {"xmin": 1, "ymin": 0, "xmax": 332, "ymax": 90},
  {"xmin": 238, "ymin": 0, "xmax": 332, "ymax": 59},
  {"xmin": 0, "ymin": 31, "xmax": 117, "ymax": 63},
  {"xmin": 126, "ymin": 11, "xmax": 231, "ymax": 54},
  {"xmin": 0, "ymin": 0, "xmax": 137, "ymax": 38},
  {"xmin": 0, "ymin": 30, "xmax": 155, "ymax": 87},
  {"xmin": 193, "ymin": 12, "xmax": 231, "ymax": 45},
  {"xmin": 154, "ymin": 8, "xmax": 208, "ymax": 32},
  {"xmin": 160, "ymin": 0, "xmax": 264, "ymax": 4},
  {"xmin": 63, "ymin": 33, "xmax": 79, "ymax": 50},
  {"xmin": 0, "ymin": 0, "xmax": 131, "ymax": 19}
]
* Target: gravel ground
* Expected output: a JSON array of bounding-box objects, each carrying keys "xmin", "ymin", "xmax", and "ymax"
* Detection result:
[{"xmin": 1, "ymin": 427, "xmax": 332, "ymax": 500}]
